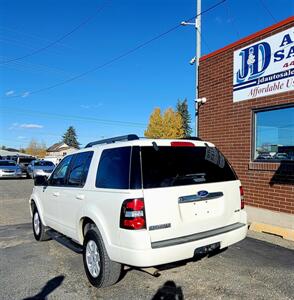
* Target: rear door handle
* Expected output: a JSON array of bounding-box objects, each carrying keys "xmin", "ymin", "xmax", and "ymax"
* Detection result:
[
  {"xmin": 53, "ymin": 192, "xmax": 60, "ymax": 197},
  {"xmin": 76, "ymin": 194, "xmax": 85, "ymax": 200},
  {"xmin": 178, "ymin": 192, "xmax": 223, "ymax": 203}
]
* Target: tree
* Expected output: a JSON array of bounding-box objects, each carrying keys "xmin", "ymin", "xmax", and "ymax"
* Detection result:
[
  {"xmin": 25, "ymin": 139, "xmax": 47, "ymax": 157},
  {"xmin": 62, "ymin": 126, "xmax": 80, "ymax": 149},
  {"xmin": 176, "ymin": 98, "xmax": 192, "ymax": 137},
  {"xmin": 162, "ymin": 108, "xmax": 185, "ymax": 138},
  {"xmin": 145, "ymin": 107, "xmax": 184, "ymax": 139},
  {"xmin": 144, "ymin": 108, "xmax": 163, "ymax": 139}
]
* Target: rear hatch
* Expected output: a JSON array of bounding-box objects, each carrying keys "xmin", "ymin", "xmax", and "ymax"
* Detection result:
[{"xmin": 140, "ymin": 144, "xmax": 242, "ymax": 243}]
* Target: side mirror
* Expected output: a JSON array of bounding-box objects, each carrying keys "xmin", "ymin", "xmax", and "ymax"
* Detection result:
[{"xmin": 34, "ymin": 175, "xmax": 48, "ymax": 186}]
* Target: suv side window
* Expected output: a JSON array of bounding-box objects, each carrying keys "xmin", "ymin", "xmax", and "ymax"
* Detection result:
[
  {"xmin": 68, "ymin": 151, "xmax": 93, "ymax": 187},
  {"xmin": 49, "ymin": 155, "xmax": 73, "ymax": 186},
  {"xmin": 96, "ymin": 147, "xmax": 131, "ymax": 189}
]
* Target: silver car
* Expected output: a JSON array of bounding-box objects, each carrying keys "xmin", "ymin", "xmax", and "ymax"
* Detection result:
[
  {"xmin": 27, "ymin": 160, "xmax": 55, "ymax": 178},
  {"xmin": 0, "ymin": 160, "xmax": 23, "ymax": 178}
]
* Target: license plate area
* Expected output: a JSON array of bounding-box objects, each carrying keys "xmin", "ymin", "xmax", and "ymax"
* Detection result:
[
  {"xmin": 194, "ymin": 242, "xmax": 220, "ymax": 256},
  {"xmin": 179, "ymin": 200, "xmax": 222, "ymax": 222}
]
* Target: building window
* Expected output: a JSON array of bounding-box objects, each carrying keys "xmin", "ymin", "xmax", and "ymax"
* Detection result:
[{"xmin": 254, "ymin": 105, "xmax": 294, "ymax": 161}]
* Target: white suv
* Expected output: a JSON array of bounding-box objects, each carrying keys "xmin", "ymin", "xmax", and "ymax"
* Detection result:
[{"xmin": 29, "ymin": 135, "xmax": 247, "ymax": 288}]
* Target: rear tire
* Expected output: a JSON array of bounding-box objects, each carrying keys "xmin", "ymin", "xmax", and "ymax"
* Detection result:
[
  {"xmin": 83, "ymin": 226, "xmax": 122, "ymax": 288},
  {"xmin": 32, "ymin": 208, "xmax": 49, "ymax": 241}
]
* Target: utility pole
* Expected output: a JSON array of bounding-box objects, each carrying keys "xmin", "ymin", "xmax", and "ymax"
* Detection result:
[
  {"xmin": 195, "ymin": 0, "xmax": 201, "ymax": 137},
  {"xmin": 181, "ymin": 0, "xmax": 202, "ymax": 137}
]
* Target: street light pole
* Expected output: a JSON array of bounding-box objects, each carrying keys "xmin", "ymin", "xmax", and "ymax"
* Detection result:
[
  {"xmin": 181, "ymin": 0, "xmax": 202, "ymax": 137},
  {"xmin": 195, "ymin": 0, "xmax": 201, "ymax": 137}
]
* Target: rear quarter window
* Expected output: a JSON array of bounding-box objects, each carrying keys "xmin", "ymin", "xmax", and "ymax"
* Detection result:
[
  {"xmin": 141, "ymin": 146, "xmax": 237, "ymax": 188},
  {"xmin": 96, "ymin": 147, "xmax": 131, "ymax": 189}
]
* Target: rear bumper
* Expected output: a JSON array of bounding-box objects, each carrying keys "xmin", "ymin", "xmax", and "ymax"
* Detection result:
[
  {"xmin": 111, "ymin": 222, "xmax": 247, "ymax": 267},
  {"xmin": 33, "ymin": 170, "xmax": 52, "ymax": 177},
  {"xmin": 0, "ymin": 173, "xmax": 23, "ymax": 178}
]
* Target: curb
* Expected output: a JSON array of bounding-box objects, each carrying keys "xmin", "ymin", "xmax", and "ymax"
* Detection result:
[{"xmin": 249, "ymin": 222, "xmax": 294, "ymax": 242}]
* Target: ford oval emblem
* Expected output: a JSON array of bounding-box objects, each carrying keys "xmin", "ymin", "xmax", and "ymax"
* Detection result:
[{"xmin": 198, "ymin": 190, "xmax": 209, "ymax": 197}]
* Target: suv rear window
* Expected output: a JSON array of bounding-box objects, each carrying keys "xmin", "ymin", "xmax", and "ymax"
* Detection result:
[{"xmin": 141, "ymin": 146, "xmax": 237, "ymax": 188}]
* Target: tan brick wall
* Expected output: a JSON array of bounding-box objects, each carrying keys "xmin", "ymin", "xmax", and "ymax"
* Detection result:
[{"xmin": 198, "ymin": 21, "xmax": 294, "ymax": 214}]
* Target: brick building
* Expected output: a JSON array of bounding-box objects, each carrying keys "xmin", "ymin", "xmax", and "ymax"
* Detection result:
[{"xmin": 198, "ymin": 17, "xmax": 294, "ymax": 237}]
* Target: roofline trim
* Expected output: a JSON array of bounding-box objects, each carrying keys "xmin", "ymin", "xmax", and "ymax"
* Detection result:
[{"xmin": 200, "ymin": 16, "xmax": 294, "ymax": 62}]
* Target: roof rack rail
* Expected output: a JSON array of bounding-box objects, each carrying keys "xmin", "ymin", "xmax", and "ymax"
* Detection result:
[
  {"xmin": 85, "ymin": 134, "xmax": 139, "ymax": 148},
  {"xmin": 181, "ymin": 136, "xmax": 202, "ymax": 141}
]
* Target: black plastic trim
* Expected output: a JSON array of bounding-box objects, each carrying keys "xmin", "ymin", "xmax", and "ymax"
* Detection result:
[
  {"xmin": 151, "ymin": 222, "xmax": 246, "ymax": 249},
  {"xmin": 47, "ymin": 229, "xmax": 83, "ymax": 253},
  {"xmin": 85, "ymin": 134, "xmax": 139, "ymax": 148}
]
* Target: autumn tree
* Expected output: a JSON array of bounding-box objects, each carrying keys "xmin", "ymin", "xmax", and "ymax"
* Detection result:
[
  {"xmin": 25, "ymin": 139, "xmax": 47, "ymax": 157},
  {"xmin": 145, "ymin": 107, "xmax": 184, "ymax": 139},
  {"xmin": 144, "ymin": 108, "xmax": 163, "ymax": 138},
  {"xmin": 62, "ymin": 126, "xmax": 80, "ymax": 149},
  {"xmin": 176, "ymin": 98, "xmax": 192, "ymax": 137}
]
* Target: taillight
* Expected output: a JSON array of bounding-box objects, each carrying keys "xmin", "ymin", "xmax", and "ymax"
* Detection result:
[
  {"xmin": 120, "ymin": 198, "xmax": 146, "ymax": 230},
  {"xmin": 240, "ymin": 186, "xmax": 245, "ymax": 209}
]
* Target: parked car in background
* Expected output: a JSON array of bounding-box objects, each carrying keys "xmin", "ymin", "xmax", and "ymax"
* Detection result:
[
  {"xmin": 273, "ymin": 153, "xmax": 289, "ymax": 160},
  {"xmin": 27, "ymin": 160, "xmax": 55, "ymax": 179},
  {"xmin": 0, "ymin": 160, "xmax": 23, "ymax": 178},
  {"xmin": 16, "ymin": 156, "xmax": 36, "ymax": 177},
  {"xmin": 256, "ymin": 153, "xmax": 272, "ymax": 160},
  {"xmin": 43, "ymin": 155, "xmax": 62, "ymax": 166}
]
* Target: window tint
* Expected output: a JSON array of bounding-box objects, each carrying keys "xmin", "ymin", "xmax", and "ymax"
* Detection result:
[
  {"xmin": 34, "ymin": 161, "xmax": 54, "ymax": 167},
  {"xmin": 0, "ymin": 161, "xmax": 16, "ymax": 166},
  {"xmin": 96, "ymin": 147, "xmax": 131, "ymax": 189},
  {"xmin": 49, "ymin": 155, "xmax": 73, "ymax": 186},
  {"xmin": 68, "ymin": 152, "xmax": 93, "ymax": 187},
  {"xmin": 130, "ymin": 146, "xmax": 142, "ymax": 189},
  {"xmin": 141, "ymin": 146, "xmax": 237, "ymax": 188},
  {"xmin": 254, "ymin": 106, "xmax": 294, "ymax": 161},
  {"xmin": 18, "ymin": 158, "xmax": 34, "ymax": 164}
]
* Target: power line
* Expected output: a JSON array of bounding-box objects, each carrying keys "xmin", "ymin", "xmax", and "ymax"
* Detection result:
[
  {"xmin": 0, "ymin": 25, "xmax": 73, "ymax": 50},
  {"xmin": 259, "ymin": 0, "xmax": 277, "ymax": 23},
  {"xmin": 1, "ymin": 130, "xmax": 102, "ymax": 142},
  {"xmin": 2, "ymin": 0, "xmax": 226, "ymax": 99},
  {"xmin": 1, "ymin": 107, "xmax": 147, "ymax": 128},
  {"xmin": 0, "ymin": 55, "xmax": 74, "ymax": 78},
  {"xmin": 0, "ymin": 0, "xmax": 110, "ymax": 64}
]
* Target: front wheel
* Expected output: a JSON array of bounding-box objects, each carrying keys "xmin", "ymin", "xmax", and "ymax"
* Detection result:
[
  {"xmin": 32, "ymin": 208, "xmax": 49, "ymax": 241},
  {"xmin": 83, "ymin": 227, "xmax": 122, "ymax": 288}
]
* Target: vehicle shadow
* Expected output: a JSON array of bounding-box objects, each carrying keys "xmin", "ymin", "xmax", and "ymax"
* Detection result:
[
  {"xmin": 121, "ymin": 247, "xmax": 228, "ymax": 280},
  {"xmin": 22, "ymin": 275, "xmax": 64, "ymax": 300},
  {"xmin": 152, "ymin": 280, "xmax": 184, "ymax": 300},
  {"xmin": 156, "ymin": 247, "xmax": 228, "ymax": 272},
  {"xmin": 269, "ymin": 161, "xmax": 294, "ymax": 185}
]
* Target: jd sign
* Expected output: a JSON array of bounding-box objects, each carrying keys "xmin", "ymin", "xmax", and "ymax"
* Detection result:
[{"xmin": 233, "ymin": 26, "xmax": 294, "ymax": 102}]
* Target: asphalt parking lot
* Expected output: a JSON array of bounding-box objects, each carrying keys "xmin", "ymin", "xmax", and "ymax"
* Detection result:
[{"xmin": 1, "ymin": 179, "xmax": 294, "ymax": 300}]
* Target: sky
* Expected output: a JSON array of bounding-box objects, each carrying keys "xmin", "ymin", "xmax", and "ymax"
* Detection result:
[{"xmin": 0, "ymin": 0, "xmax": 293, "ymax": 149}]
